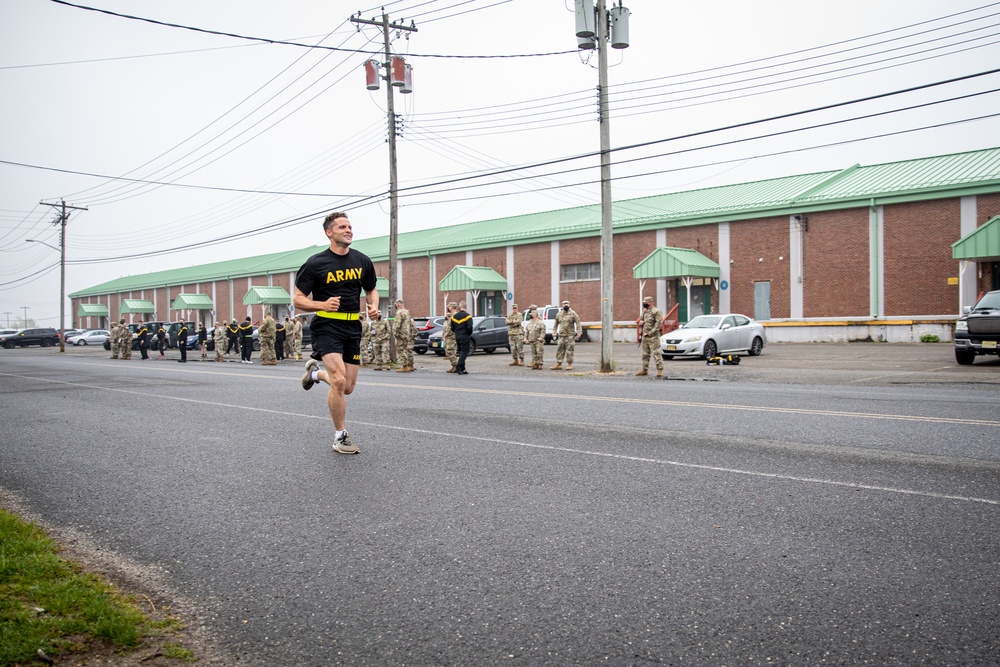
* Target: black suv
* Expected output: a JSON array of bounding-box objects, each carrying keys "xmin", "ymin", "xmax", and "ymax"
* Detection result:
[
  {"xmin": 955, "ymin": 290, "xmax": 1000, "ymax": 364},
  {"xmin": 0, "ymin": 327, "xmax": 60, "ymax": 348}
]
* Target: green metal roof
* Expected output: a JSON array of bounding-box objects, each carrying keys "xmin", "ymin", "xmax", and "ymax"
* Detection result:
[
  {"xmin": 69, "ymin": 147, "xmax": 1000, "ymax": 298},
  {"xmin": 633, "ymin": 247, "xmax": 720, "ymax": 279},
  {"xmin": 77, "ymin": 303, "xmax": 108, "ymax": 316},
  {"xmin": 119, "ymin": 299, "xmax": 154, "ymax": 314},
  {"xmin": 439, "ymin": 265, "xmax": 508, "ymax": 291},
  {"xmin": 171, "ymin": 293, "xmax": 214, "ymax": 309},
  {"xmin": 243, "ymin": 286, "xmax": 291, "ymax": 305},
  {"xmin": 953, "ymin": 215, "xmax": 1000, "ymax": 261}
]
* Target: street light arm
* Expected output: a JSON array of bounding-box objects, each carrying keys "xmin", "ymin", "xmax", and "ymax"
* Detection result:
[{"xmin": 26, "ymin": 238, "xmax": 60, "ymax": 252}]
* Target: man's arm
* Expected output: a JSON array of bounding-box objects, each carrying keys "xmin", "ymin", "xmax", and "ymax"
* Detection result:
[{"xmin": 365, "ymin": 290, "xmax": 379, "ymax": 320}]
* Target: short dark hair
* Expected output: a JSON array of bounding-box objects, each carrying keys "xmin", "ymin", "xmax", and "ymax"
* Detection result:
[{"xmin": 323, "ymin": 212, "xmax": 348, "ymax": 230}]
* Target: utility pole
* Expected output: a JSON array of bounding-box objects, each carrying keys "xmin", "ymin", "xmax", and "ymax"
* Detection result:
[
  {"xmin": 21, "ymin": 306, "xmax": 30, "ymax": 327},
  {"xmin": 351, "ymin": 11, "xmax": 415, "ymax": 361},
  {"xmin": 577, "ymin": 0, "xmax": 630, "ymax": 372},
  {"xmin": 40, "ymin": 199, "xmax": 88, "ymax": 352},
  {"xmin": 3, "ymin": 312, "xmax": 10, "ymax": 328}
]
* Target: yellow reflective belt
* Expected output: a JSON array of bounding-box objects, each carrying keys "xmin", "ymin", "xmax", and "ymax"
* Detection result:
[{"xmin": 316, "ymin": 311, "xmax": 359, "ymax": 321}]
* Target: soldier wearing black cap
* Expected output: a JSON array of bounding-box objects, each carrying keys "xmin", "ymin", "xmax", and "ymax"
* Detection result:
[{"xmin": 637, "ymin": 296, "xmax": 664, "ymax": 377}]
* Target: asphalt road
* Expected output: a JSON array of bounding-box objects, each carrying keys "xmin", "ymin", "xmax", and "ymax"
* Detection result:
[{"xmin": 1, "ymin": 342, "xmax": 998, "ymax": 666}]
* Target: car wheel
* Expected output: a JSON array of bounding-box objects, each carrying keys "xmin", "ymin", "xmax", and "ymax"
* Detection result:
[
  {"xmin": 3, "ymin": 341, "xmax": 14, "ymax": 349},
  {"xmin": 469, "ymin": 340, "xmax": 477, "ymax": 355},
  {"xmin": 702, "ymin": 340, "xmax": 717, "ymax": 360},
  {"xmin": 955, "ymin": 349, "xmax": 976, "ymax": 365},
  {"xmin": 41, "ymin": 339, "xmax": 53, "ymax": 347},
  {"xmin": 749, "ymin": 336, "xmax": 763, "ymax": 356},
  {"xmin": 545, "ymin": 334, "xmax": 552, "ymax": 345},
  {"xmin": 253, "ymin": 341, "xmax": 260, "ymax": 352},
  {"xmin": 416, "ymin": 348, "xmax": 426, "ymax": 355},
  {"xmin": 78, "ymin": 340, "xmax": 87, "ymax": 346},
  {"xmin": 435, "ymin": 350, "xmax": 445, "ymax": 357},
  {"xmin": 484, "ymin": 347, "xmax": 495, "ymax": 354}
]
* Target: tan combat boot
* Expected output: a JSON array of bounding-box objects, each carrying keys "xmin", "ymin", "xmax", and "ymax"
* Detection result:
[
  {"xmin": 656, "ymin": 369, "xmax": 663, "ymax": 377},
  {"xmin": 566, "ymin": 364, "xmax": 573, "ymax": 371},
  {"xmin": 550, "ymin": 363, "xmax": 562, "ymax": 370},
  {"xmin": 448, "ymin": 365, "xmax": 456, "ymax": 373},
  {"xmin": 509, "ymin": 360, "xmax": 519, "ymax": 366},
  {"xmin": 635, "ymin": 369, "xmax": 648, "ymax": 376}
]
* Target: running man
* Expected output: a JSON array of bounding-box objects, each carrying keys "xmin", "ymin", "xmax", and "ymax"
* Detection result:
[{"xmin": 294, "ymin": 212, "xmax": 379, "ymax": 455}]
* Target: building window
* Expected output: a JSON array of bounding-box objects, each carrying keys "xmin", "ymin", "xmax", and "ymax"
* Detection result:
[{"xmin": 561, "ymin": 262, "xmax": 600, "ymax": 282}]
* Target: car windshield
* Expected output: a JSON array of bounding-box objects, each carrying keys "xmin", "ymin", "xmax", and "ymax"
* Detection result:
[
  {"xmin": 972, "ymin": 292, "xmax": 1000, "ymax": 310},
  {"xmin": 684, "ymin": 315, "xmax": 723, "ymax": 329}
]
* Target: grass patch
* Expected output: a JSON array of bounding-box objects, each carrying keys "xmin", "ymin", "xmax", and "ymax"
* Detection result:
[
  {"xmin": 0, "ymin": 509, "xmax": 196, "ymax": 666},
  {"xmin": 920, "ymin": 334, "xmax": 940, "ymax": 343}
]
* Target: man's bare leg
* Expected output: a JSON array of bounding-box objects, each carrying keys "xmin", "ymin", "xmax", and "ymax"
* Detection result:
[{"xmin": 318, "ymin": 351, "xmax": 359, "ymax": 430}]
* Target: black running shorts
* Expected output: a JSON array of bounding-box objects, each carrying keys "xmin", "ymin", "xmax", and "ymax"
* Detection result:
[{"xmin": 309, "ymin": 318, "xmax": 362, "ymax": 365}]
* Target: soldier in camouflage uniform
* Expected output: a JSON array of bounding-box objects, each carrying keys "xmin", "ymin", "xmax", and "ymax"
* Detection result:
[
  {"xmin": 291, "ymin": 315, "xmax": 304, "ymax": 360},
  {"xmin": 259, "ymin": 311, "xmax": 277, "ymax": 365},
  {"xmin": 505, "ymin": 303, "xmax": 524, "ymax": 366},
  {"xmin": 282, "ymin": 316, "xmax": 293, "ymax": 360},
  {"xmin": 359, "ymin": 312, "xmax": 371, "ymax": 366},
  {"xmin": 369, "ymin": 311, "xmax": 390, "ymax": 370},
  {"xmin": 637, "ymin": 295, "xmax": 664, "ymax": 377},
  {"xmin": 550, "ymin": 300, "xmax": 581, "ymax": 370},
  {"xmin": 442, "ymin": 302, "xmax": 458, "ymax": 372},
  {"xmin": 109, "ymin": 322, "xmax": 120, "ymax": 359},
  {"xmin": 213, "ymin": 322, "xmax": 227, "ymax": 362},
  {"xmin": 393, "ymin": 298, "xmax": 416, "ymax": 372},
  {"xmin": 525, "ymin": 305, "xmax": 546, "ymax": 369},
  {"xmin": 121, "ymin": 322, "xmax": 133, "ymax": 360}
]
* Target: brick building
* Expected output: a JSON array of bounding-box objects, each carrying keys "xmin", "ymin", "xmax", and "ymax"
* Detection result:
[{"xmin": 71, "ymin": 147, "xmax": 1000, "ymax": 342}]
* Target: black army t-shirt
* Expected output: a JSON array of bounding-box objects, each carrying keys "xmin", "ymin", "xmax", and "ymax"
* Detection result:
[{"xmin": 295, "ymin": 248, "xmax": 377, "ymax": 313}]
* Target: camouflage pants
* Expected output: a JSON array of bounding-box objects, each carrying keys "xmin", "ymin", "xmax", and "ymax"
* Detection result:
[
  {"xmin": 360, "ymin": 335, "xmax": 371, "ymax": 364},
  {"xmin": 215, "ymin": 343, "xmax": 225, "ymax": 362},
  {"xmin": 283, "ymin": 338, "xmax": 293, "ymax": 358},
  {"xmin": 555, "ymin": 336, "xmax": 575, "ymax": 364},
  {"xmin": 529, "ymin": 340, "xmax": 544, "ymax": 367},
  {"xmin": 260, "ymin": 337, "xmax": 276, "ymax": 364},
  {"xmin": 444, "ymin": 336, "xmax": 457, "ymax": 366},
  {"xmin": 395, "ymin": 337, "xmax": 413, "ymax": 368},
  {"xmin": 509, "ymin": 334, "xmax": 524, "ymax": 362},
  {"xmin": 111, "ymin": 340, "xmax": 119, "ymax": 359},
  {"xmin": 292, "ymin": 336, "xmax": 302, "ymax": 359},
  {"xmin": 641, "ymin": 335, "xmax": 663, "ymax": 371},
  {"xmin": 371, "ymin": 340, "xmax": 388, "ymax": 368}
]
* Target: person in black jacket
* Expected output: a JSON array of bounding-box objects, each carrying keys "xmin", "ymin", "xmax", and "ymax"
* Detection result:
[
  {"xmin": 177, "ymin": 322, "xmax": 189, "ymax": 363},
  {"xmin": 226, "ymin": 320, "xmax": 240, "ymax": 357},
  {"xmin": 274, "ymin": 318, "xmax": 286, "ymax": 362},
  {"xmin": 451, "ymin": 303, "xmax": 473, "ymax": 375},
  {"xmin": 136, "ymin": 323, "xmax": 149, "ymax": 360},
  {"xmin": 156, "ymin": 323, "xmax": 167, "ymax": 358},
  {"xmin": 239, "ymin": 316, "xmax": 254, "ymax": 364}
]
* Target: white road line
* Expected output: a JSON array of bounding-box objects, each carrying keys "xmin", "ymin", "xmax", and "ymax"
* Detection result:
[{"xmin": 4, "ymin": 371, "xmax": 998, "ymax": 507}]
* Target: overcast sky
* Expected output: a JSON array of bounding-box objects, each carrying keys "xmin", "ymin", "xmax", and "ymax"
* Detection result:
[{"xmin": 2, "ymin": 0, "xmax": 999, "ymax": 328}]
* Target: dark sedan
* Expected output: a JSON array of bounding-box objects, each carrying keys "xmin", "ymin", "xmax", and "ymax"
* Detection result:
[
  {"xmin": 428, "ymin": 316, "xmax": 510, "ymax": 355},
  {"xmin": 413, "ymin": 316, "xmax": 446, "ymax": 355}
]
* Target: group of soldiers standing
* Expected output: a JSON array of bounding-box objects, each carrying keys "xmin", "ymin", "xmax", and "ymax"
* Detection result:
[
  {"xmin": 503, "ymin": 301, "xmax": 583, "ymax": 371},
  {"xmin": 358, "ymin": 298, "xmax": 417, "ymax": 372}
]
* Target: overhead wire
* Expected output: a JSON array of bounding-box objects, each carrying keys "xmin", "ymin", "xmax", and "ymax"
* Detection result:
[{"xmin": 48, "ymin": 67, "xmax": 1000, "ymax": 264}]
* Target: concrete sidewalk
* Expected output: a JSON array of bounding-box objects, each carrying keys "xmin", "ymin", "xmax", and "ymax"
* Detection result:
[{"xmin": 410, "ymin": 340, "xmax": 1000, "ymax": 386}]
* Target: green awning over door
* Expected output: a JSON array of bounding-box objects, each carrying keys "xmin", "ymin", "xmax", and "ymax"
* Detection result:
[
  {"xmin": 77, "ymin": 303, "xmax": 108, "ymax": 317},
  {"xmin": 171, "ymin": 293, "xmax": 214, "ymax": 309},
  {"xmin": 633, "ymin": 247, "xmax": 720, "ymax": 279},
  {"xmin": 119, "ymin": 299, "xmax": 155, "ymax": 314},
  {"xmin": 243, "ymin": 286, "xmax": 291, "ymax": 305},
  {"xmin": 953, "ymin": 215, "xmax": 1000, "ymax": 261}
]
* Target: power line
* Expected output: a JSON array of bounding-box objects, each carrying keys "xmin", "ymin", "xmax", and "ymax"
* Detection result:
[{"xmin": 47, "ymin": 0, "xmax": 574, "ymax": 59}]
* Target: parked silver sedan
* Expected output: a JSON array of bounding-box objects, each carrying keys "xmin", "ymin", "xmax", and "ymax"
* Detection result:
[
  {"xmin": 660, "ymin": 314, "xmax": 765, "ymax": 360},
  {"xmin": 67, "ymin": 329, "xmax": 110, "ymax": 346}
]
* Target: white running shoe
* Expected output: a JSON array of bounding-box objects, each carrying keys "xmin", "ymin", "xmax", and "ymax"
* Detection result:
[{"xmin": 301, "ymin": 359, "xmax": 320, "ymax": 390}]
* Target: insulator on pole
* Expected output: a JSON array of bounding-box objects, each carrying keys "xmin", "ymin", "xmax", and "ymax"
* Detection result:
[
  {"xmin": 365, "ymin": 60, "xmax": 381, "ymax": 90},
  {"xmin": 574, "ymin": 0, "xmax": 596, "ymax": 38},
  {"xmin": 610, "ymin": 5, "xmax": 631, "ymax": 49},
  {"xmin": 401, "ymin": 63, "xmax": 413, "ymax": 94},
  {"xmin": 390, "ymin": 56, "xmax": 406, "ymax": 87}
]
